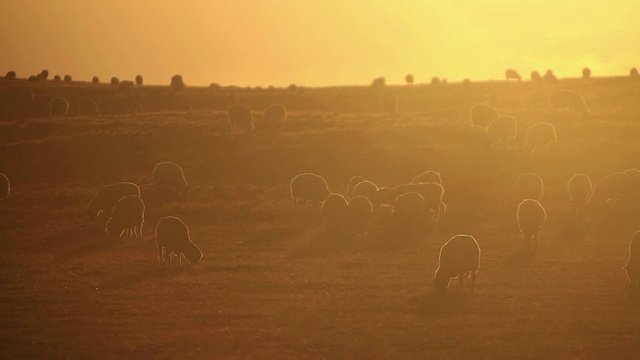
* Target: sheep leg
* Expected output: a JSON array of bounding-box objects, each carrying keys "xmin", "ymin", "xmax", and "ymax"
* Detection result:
[
  {"xmin": 178, "ymin": 253, "xmax": 183, "ymax": 267},
  {"xmin": 157, "ymin": 246, "xmax": 164, "ymax": 265},
  {"xmin": 139, "ymin": 223, "xmax": 143, "ymax": 238},
  {"xmin": 533, "ymin": 232, "xmax": 539, "ymax": 251}
]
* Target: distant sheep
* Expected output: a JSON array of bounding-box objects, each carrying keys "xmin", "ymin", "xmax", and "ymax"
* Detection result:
[
  {"xmin": 505, "ymin": 69, "xmax": 521, "ymax": 81},
  {"xmin": 87, "ymin": 182, "xmax": 141, "ymax": 219},
  {"xmin": 381, "ymin": 91, "xmax": 398, "ymax": 116},
  {"xmin": 517, "ymin": 199, "xmax": 547, "ymax": 251},
  {"xmin": 567, "ymin": 173, "xmax": 592, "ymax": 211},
  {"xmin": 543, "ymin": 70, "xmax": 558, "ymax": 83},
  {"xmin": 348, "ymin": 196, "xmax": 373, "ymax": 240},
  {"xmin": 153, "ymin": 162, "xmax": 189, "ymax": 192},
  {"xmin": 549, "ymin": 89, "xmax": 589, "ymax": 116},
  {"xmin": 371, "ymin": 77, "xmax": 386, "ymax": 87},
  {"xmin": 78, "ymin": 99, "xmax": 100, "ymax": 116},
  {"xmin": 469, "ymin": 104, "xmax": 499, "ymax": 131},
  {"xmin": 525, "ymin": 122, "xmax": 557, "ymax": 152},
  {"xmin": 587, "ymin": 171, "xmax": 630, "ymax": 207},
  {"xmin": 321, "ymin": 193, "xmax": 349, "ymax": 228},
  {"xmin": 345, "ymin": 176, "xmax": 367, "ymax": 199},
  {"xmin": 49, "ymin": 97, "xmax": 70, "ymax": 117},
  {"xmin": 63, "ymin": 75, "xmax": 72, "ymax": 82},
  {"xmin": 623, "ymin": 230, "xmax": 640, "ymax": 286},
  {"xmin": 170, "ymin": 74, "xmax": 185, "ymax": 92},
  {"xmin": 392, "ymin": 192, "xmax": 427, "ymax": 225},
  {"xmin": 410, "ymin": 170, "xmax": 442, "ymax": 185},
  {"xmin": 351, "ymin": 180, "xmax": 379, "ymax": 203},
  {"xmin": 486, "ymin": 116, "xmax": 517, "ymax": 145},
  {"xmin": 290, "ymin": 173, "xmax": 331, "ymax": 213},
  {"xmin": 156, "ymin": 216, "xmax": 203, "ymax": 266},
  {"xmin": 53, "ymin": 75, "xmax": 61, "ymax": 82},
  {"xmin": 377, "ymin": 182, "xmax": 446, "ymax": 220},
  {"xmin": 433, "ymin": 234, "xmax": 481, "ymax": 291},
  {"xmin": 631, "ymin": 68, "xmax": 639, "ymax": 78},
  {"xmin": 135, "ymin": 75, "xmax": 143, "ymax": 86},
  {"xmin": 582, "ymin": 67, "xmax": 591, "ymax": 79},
  {"xmin": 263, "ymin": 103, "xmax": 287, "ymax": 122},
  {"xmin": 531, "ymin": 71, "xmax": 541, "ymax": 81},
  {"xmin": 515, "ymin": 173, "xmax": 544, "ymax": 202},
  {"xmin": 228, "ymin": 104, "xmax": 254, "ymax": 135},
  {"xmin": 110, "ymin": 77, "xmax": 119, "ymax": 86},
  {"xmin": 405, "ymin": 74, "xmax": 414, "ymax": 85},
  {"xmin": 105, "ymin": 195, "xmax": 145, "ymax": 238},
  {"xmin": 92, "ymin": 76, "xmax": 100, "ymax": 84},
  {"xmin": 4, "ymin": 71, "xmax": 16, "ymax": 79},
  {"xmin": 0, "ymin": 173, "xmax": 9, "ymax": 201}
]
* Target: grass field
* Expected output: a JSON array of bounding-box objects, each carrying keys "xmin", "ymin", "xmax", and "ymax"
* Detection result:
[{"xmin": 2, "ymin": 78, "xmax": 640, "ymax": 358}]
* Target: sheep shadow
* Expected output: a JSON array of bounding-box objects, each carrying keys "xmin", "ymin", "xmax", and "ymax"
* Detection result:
[
  {"xmin": 502, "ymin": 248, "xmax": 536, "ymax": 269},
  {"xmin": 412, "ymin": 289, "xmax": 474, "ymax": 317}
]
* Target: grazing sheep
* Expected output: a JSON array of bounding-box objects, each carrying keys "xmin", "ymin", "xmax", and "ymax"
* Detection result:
[
  {"xmin": 381, "ymin": 91, "xmax": 398, "ymax": 116},
  {"xmin": 515, "ymin": 173, "xmax": 544, "ymax": 202},
  {"xmin": 352, "ymin": 180, "xmax": 379, "ymax": 203},
  {"xmin": 321, "ymin": 193, "xmax": 349, "ymax": 229},
  {"xmin": 348, "ymin": 196, "xmax": 373, "ymax": 240},
  {"xmin": 78, "ymin": 99, "xmax": 100, "ymax": 116},
  {"xmin": 63, "ymin": 75, "xmax": 72, "ymax": 82},
  {"xmin": 623, "ymin": 230, "xmax": 640, "ymax": 286},
  {"xmin": 543, "ymin": 70, "xmax": 558, "ymax": 83},
  {"xmin": 53, "ymin": 75, "xmax": 61, "ymax": 82},
  {"xmin": 92, "ymin": 76, "xmax": 100, "ymax": 84},
  {"xmin": 517, "ymin": 199, "xmax": 547, "ymax": 251},
  {"xmin": 582, "ymin": 67, "xmax": 591, "ymax": 79},
  {"xmin": 505, "ymin": 69, "xmax": 521, "ymax": 81},
  {"xmin": 49, "ymin": 97, "xmax": 70, "ymax": 117},
  {"xmin": 567, "ymin": 173, "xmax": 592, "ymax": 211},
  {"xmin": 392, "ymin": 192, "xmax": 427, "ymax": 226},
  {"xmin": 263, "ymin": 103, "xmax": 287, "ymax": 122},
  {"xmin": 153, "ymin": 162, "xmax": 189, "ymax": 192},
  {"xmin": 377, "ymin": 182, "xmax": 447, "ymax": 221},
  {"xmin": 0, "ymin": 173, "xmax": 9, "ymax": 201},
  {"xmin": 371, "ymin": 77, "xmax": 386, "ymax": 87},
  {"xmin": 531, "ymin": 71, "xmax": 541, "ymax": 81},
  {"xmin": 549, "ymin": 89, "xmax": 590, "ymax": 116},
  {"xmin": 156, "ymin": 216, "xmax": 203, "ymax": 266},
  {"xmin": 469, "ymin": 104, "xmax": 499, "ymax": 131},
  {"xmin": 110, "ymin": 77, "xmax": 119, "ymax": 85},
  {"xmin": 486, "ymin": 116, "xmax": 517, "ymax": 145},
  {"xmin": 631, "ymin": 68, "xmax": 639, "ymax": 78},
  {"xmin": 290, "ymin": 173, "xmax": 331, "ymax": 214},
  {"xmin": 587, "ymin": 172, "xmax": 631, "ymax": 207},
  {"xmin": 87, "ymin": 182, "xmax": 141, "ymax": 219},
  {"xmin": 433, "ymin": 234, "xmax": 481, "ymax": 291},
  {"xmin": 228, "ymin": 104, "xmax": 254, "ymax": 135},
  {"xmin": 431, "ymin": 77, "xmax": 441, "ymax": 85},
  {"xmin": 105, "ymin": 195, "xmax": 145, "ymax": 238},
  {"xmin": 405, "ymin": 74, "xmax": 414, "ymax": 85},
  {"xmin": 4, "ymin": 71, "xmax": 16, "ymax": 79},
  {"xmin": 525, "ymin": 122, "xmax": 557, "ymax": 152},
  {"xmin": 38, "ymin": 69, "xmax": 49, "ymax": 81},
  {"xmin": 410, "ymin": 170, "xmax": 442, "ymax": 185},
  {"xmin": 135, "ymin": 74, "xmax": 143, "ymax": 86},
  {"xmin": 170, "ymin": 74, "xmax": 185, "ymax": 92},
  {"xmin": 345, "ymin": 176, "xmax": 367, "ymax": 199}
]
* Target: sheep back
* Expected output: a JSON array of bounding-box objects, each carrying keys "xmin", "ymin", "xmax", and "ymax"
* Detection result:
[
  {"xmin": 153, "ymin": 161, "xmax": 189, "ymax": 192},
  {"xmin": 290, "ymin": 173, "xmax": 331, "ymax": 202}
]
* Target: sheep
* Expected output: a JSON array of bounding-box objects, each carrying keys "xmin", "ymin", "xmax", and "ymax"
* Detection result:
[
  {"xmin": 321, "ymin": 193, "xmax": 349, "ymax": 229},
  {"xmin": 505, "ymin": 69, "xmax": 521, "ymax": 81},
  {"xmin": 348, "ymin": 196, "xmax": 373, "ymax": 240},
  {"xmin": 78, "ymin": 99, "xmax": 100, "ymax": 116},
  {"xmin": 170, "ymin": 74, "xmax": 185, "ymax": 92},
  {"xmin": 410, "ymin": 170, "xmax": 442, "ymax": 185},
  {"xmin": 517, "ymin": 199, "xmax": 547, "ymax": 251},
  {"xmin": 567, "ymin": 173, "xmax": 592, "ymax": 211},
  {"xmin": 531, "ymin": 71, "xmax": 541, "ymax": 81},
  {"xmin": 49, "ymin": 97, "xmax": 69, "ymax": 117},
  {"xmin": 156, "ymin": 216, "xmax": 203, "ymax": 266},
  {"xmin": 588, "ymin": 172, "xmax": 630, "ymax": 207},
  {"xmin": 263, "ymin": 103, "xmax": 287, "ymax": 122},
  {"xmin": 549, "ymin": 89, "xmax": 590, "ymax": 116},
  {"xmin": 582, "ymin": 67, "xmax": 591, "ymax": 79},
  {"xmin": 631, "ymin": 68, "xmax": 639, "ymax": 78},
  {"xmin": 228, "ymin": 104, "xmax": 254, "ymax": 135},
  {"xmin": 392, "ymin": 192, "xmax": 427, "ymax": 226},
  {"xmin": 53, "ymin": 75, "xmax": 61, "ymax": 82},
  {"xmin": 87, "ymin": 182, "xmax": 141, "ymax": 219},
  {"xmin": 351, "ymin": 180, "xmax": 379, "ymax": 203},
  {"xmin": 110, "ymin": 77, "xmax": 120, "ymax": 85},
  {"xmin": 433, "ymin": 234, "xmax": 481, "ymax": 291},
  {"xmin": 153, "ymin": 161, "xmax": 189, "ymax": 193},
  {"xmin": 515, "ymin": 173, "xmax": 544, "ymax": 202},
  {"xmin": 92, "ymin": 76, "xmax": 100, "ymax": 84},
  {"xmin": 486, "ymin": 116, "xmax": 517, "ymax": 146},
  {"xmin": 4, "ymin": 71, "xmax": 16, "ymax": 79},
  {"xmin": 381, "ymin": 91, "xmax": 398, "ymax": 116},
  {"xmin": 405, "ymin": 74, "xmax": 414, "ymax": 85},
  {"xmin": 0, "ymin": 173, "xmax": 9, "ymax": 201},
  {"xmin": 469, "ymin": 104, "xmax": 499, "ymax": 131},
  {"xmin": 105, "ymin": 195, "xmax": 145, "ymax": 238},
  {"xmin": 543, "ymin": 70, "xmax": 558, "ymax": 83},
  {"xmin": 623, "ymin": 230, "xmax": 640, "ymax": 286},
  {"xmin": 525, "ymin": 122, "xmax": 557, "ymax": 152},
  {"xmin": 63, "ymin": 75, "xmax": 72, "ymax": 82},
  {"xmin": 135, "ymin": 74, "xmax": 143, "ymax": 86},
  {"xmin": 345, "ymin": 176, "xmax": 367, "ymax": 199},
  {"xmin": 377, "ymin": 182, "xmax": 447, "ymax": 221},
  {"xmin": 290, "ymin": 173, "xmax": 331, "ymax": 214}
]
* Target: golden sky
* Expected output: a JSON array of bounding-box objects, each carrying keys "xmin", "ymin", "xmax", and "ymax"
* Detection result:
[{"xmin": 1, "ymin": 0, "xmax": 638, "ymax": 86}]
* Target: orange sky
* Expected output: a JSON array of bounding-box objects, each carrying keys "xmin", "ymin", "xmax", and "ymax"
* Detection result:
[{"xmin": 1, "ymin": 0, "xmax": 638, "ymax": 86}]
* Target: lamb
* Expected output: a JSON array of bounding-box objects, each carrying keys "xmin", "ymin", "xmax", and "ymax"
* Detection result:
[
  {"xmin": 345, "ymin": 176, "xmax": 367, "ymax": 199},
  {"xmin": 623, "ymin": 230, "xmax": 640, "ymax": 286},
  {"xmin": 263, "ymin": 103, "xmax": 287, "ymax": 122},
  {"xmin": 0, "ymin": 173, "xmax": 9, "ymax": 201},
  {"xmin": 290, "ymin": 173, "xmax": 331, "ymax": 213},
  {"xmin": 567, "ymin": 173, "xmax": 592, "ymax": 211},
  {"xmin": 469, "ymin": 104, "xmax": 499, "ymax": 131},
  {"xmin": 153, "ymin": 161, "xmax": 189, "ymax": 193},
  {"xmin": 105, "ymin": 195, "xmax": 145, "ymax": 238},
  {"xmin": 381, "ymin": 91, "xmax": 398, "ymax": 116},
  {"xmin": 525, "ymin": 122, "xmax": 557, "ymax": 152},
  {"xmin": 549, "ymin": 89, "xmax": 590, "ymax": 116},
  {"xmin": 321, "ymin": 193, "xmax": 349, "ymax": 229},
  {"xmin": 351, "ymin": 180, "xmax": 379, "ymax": 203},
  {"xmin": 515, "ymin": 173, "xmax": 544, "ymax": 202},
  {"xmin": 377, "ymin": 182, "xmax": 447, "ymax": 221},
  {"xmin": 410, "ymin": 170, "xmax": 442, "ymax": 185},
  {"xmin": 433, "ymin": 234, "xmax": 481, "ymax": 291},
  {"xmin": 505, "ymin": 69, "xmax": 522, "ymax": 81},
  {"xmin": 87, "ymin": 182, "xmax": 141, "ymax": 219},
  {"xmin": 228, "ymin": 104, "xmax": 255, "ymax": 135},
  {"xmin": 486, "ymin": 116, "xmax": 517, "ymax": 145},
  {"xmin": 348, "ymin": 196, "xmax": 373, "ymax": 240},
  {"xmin": 156, "ymin": 216, "xmax": 203, "ymax": 266},
  {"xmin": 516, "ymin": 199, "xmax": 547, "ymax": 251},
  {"xmin": 49, "ymin": 97, "xmax": 69, "ymax": 117}
]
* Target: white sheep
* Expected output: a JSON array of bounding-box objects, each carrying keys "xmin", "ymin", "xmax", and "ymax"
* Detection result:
[
  {"xmin": 505, "ymin": 69, "xmax": 522, "ymax": 81},
  {"xmin": 515, "ymin": 173, "xmax": 544, "ymax": 202},
  {"xmin": 153, "ymin": 161, "xmax": 189, "ymax": 192},
  {"xmin": 486, "ymin": 116, "xmax": 517, "ymax": 146},
  {"xmin": 549, "ymin": 89, "xmax": 590, "ymax": 116},
  {"xmin": 156, "ymin": 216, "xmax": 203, "ymax": 266},
  {"xmin": 410, "ymin": 170, "xmax": 442, "ymax": 185},
  {"xmin": 525, "ymin": 122, "xmax": 557, "ymax": 152},
  {"xmin": 290, "ymin": 173, "xmax": 331, "ymax": 213},
  {"xmin": 352, "ymin": 180, "xmax": 379, "ymax": 203},
  {"xmin": 49, "ymin": 97, "xmax": 69, "ymax": 117},
  {"xmin": 567, "ymin": 173, "xmax": 592, "ymax": 211},
  {"xmin": 517, "ymin": 199, "xmax": 547, "ymax": 251},
  {"xmin": 433, "ymin": 234, "xmax": 481, "ymax": 291},
  {"xmin": 263, "ymin": 103, "xmax": 287, "ymax": 122},
  {"xmin": 87, "ymin": 182, "xmax": 141, "ymax": 219},
  {"xmin": 377, "ymin": 182, "xmax": 447, "ymax": 221},
  {"xmin": 0, "ymin": 173, "xmax": 9, "ymax": 201},
  {"xmin": 105, "ymin": 195, "xmax": 145, "ymax": 238},
  {"xmin": 623, "ymin": 230, "xmax": 640, "ymax": 286},
  {"xmin": 469, "ymin": 104, "xmax": 499, "ymax": 131},
  {"xmin": 228, "ymin": 104, "xmax": 254, "ymax": 135},
  {"xmin": 348, "ymin": 195, "xmax": 373, "ymax": 240},
  {"xmin": 345, "ymin": 176, "xmax": 367, "ymax": 199},
  {"xmin": 321, "ymin": 193, "xmax": 349, "ymax": 228}
]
